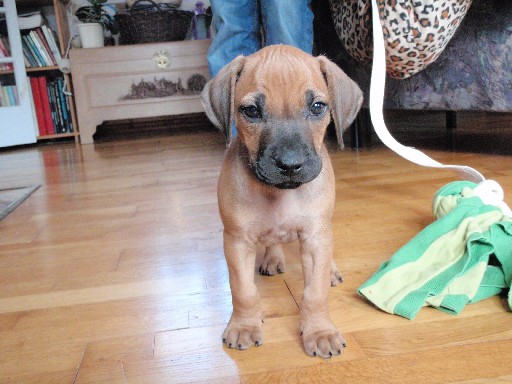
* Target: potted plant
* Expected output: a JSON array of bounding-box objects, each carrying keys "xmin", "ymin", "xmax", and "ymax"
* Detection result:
[{"xmin": 74, "ymin": 0, "xmax": 116, "ymax": 48}]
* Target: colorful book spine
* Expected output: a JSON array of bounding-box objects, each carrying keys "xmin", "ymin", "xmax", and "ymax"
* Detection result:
[
  {"xmin": 27, "ymin": 78, "xmax": 40, "ymax": 135},
  {"xmin": 30, "ymin": 29, "xmax": 54, "ymax": 66},
  {"xmin": 22, "ymin": 34, "xmax": 43, "ymax": 67},
  {"xmin": 0, "ymin": 87, "xmax": 9, "ymax": 106},
  {"xmin": 1, "ymin": 85, "xmax": 18, "ymax": 106},
  {"xmin": 62, "ymin": 85, "xmax": 74, "ymax": 133},
  {"xmin": 51, "ymin": 80, "xmax": 65, "ymax": 133},
  {"xmin": 41, "ymin": 26, "xmax": 62, "ymax": 64},
  {"xmin": 27, "ymin": 31, "xmax": 51, "ymax": 66},
  {"xmin": 21, "ymin": 43, "xmax": 38, "ymax": 68},
  {"xmin": 30, "ymin": 76, "xmax": 47, "ymax": 136},
  {"xmin": 47, "ymin": 80, "xmax": 59, "ymax": 134},
  {"xmin": 0, "ymin": 36, "xmax": 14, "ymax": 71},
  {"xmin": 37, "ymin": 76, "xmax": 55, "ymax": 135},
  {"xmin": 55, "ymin": 79, "xmax": 68, "ymax": 133}
]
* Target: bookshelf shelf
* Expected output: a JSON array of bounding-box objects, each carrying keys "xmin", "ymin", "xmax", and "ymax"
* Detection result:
[
  {"xmin": 27, "ymin": 65, "xmax": 59, "ymax": 72},
  {"xmin": 0, "ymin": 65, "xmax": 59, "ymax": 75},
  {"xmin": 37, "ymin": 131, "xmax": 76, "ymax": 141}
]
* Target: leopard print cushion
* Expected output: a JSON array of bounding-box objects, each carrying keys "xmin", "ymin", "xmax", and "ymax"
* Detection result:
[{"xmin": 329, "ymin": 0, "xmax": 472, "ymax": 79}]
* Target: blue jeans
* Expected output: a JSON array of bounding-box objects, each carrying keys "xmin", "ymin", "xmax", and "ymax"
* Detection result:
[{"xmin": 207, "ymin": 0, "xmax": 314, "ymax": 77}]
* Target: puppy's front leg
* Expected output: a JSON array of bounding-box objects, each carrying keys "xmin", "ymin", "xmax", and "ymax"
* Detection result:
[
  {"xmin": 299, "ymin": 228, "xmax": 346, "ymax": 358},
  {"xmin": 223, "ymin": 231, "xmax": 263, "ymax": 350}
]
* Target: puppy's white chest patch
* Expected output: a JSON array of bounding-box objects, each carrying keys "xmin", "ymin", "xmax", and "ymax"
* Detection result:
[
  {"xmin": 258, "ymin": 220, "xmax": 299, "ymax": 246},
  {"xmin": 258, "ymin": 226, "xmax": 299, "ymax": 246}
]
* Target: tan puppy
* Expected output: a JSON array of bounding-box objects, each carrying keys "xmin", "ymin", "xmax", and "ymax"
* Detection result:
[{"xmin": 201, "ymin": 45, "xmax": 362, "ymax": 358}]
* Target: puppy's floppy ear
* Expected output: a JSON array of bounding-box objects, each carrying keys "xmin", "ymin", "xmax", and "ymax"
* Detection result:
[
  {"xmin": 201, "ymin": 55, "xmax": 246, "ymax": 146},
  {"xmin": 317, "ymin": 56, "xmax": 363, "ymax": 149}
]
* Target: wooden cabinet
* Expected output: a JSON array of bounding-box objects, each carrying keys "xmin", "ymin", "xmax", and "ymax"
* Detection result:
[
  {"xmin": 0, "ymin": 0, "xmax": 78, "ymax": 146},
  {"xmin": 70, "ymin": 39, "xmax": 210, "ymax": 144}
]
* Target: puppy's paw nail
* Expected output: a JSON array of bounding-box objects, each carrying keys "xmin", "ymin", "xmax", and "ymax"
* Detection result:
[
  {"xmin": 255, "ymin": 341, "xmax": 261, "ymax": 347},
  {"xmin": 329, "ymin": 352, "xmax": 333, "ymax": 357},
  {"xmin": 228, "ymin": 343, "xmax": 233, "ymax": 348},
  {"xmin": 337, "ymin": 349, "xmax": 341, "ymax": 354},
  {"xmin": 222, "ymin": 338, "xmax": 226, "ymax": 343},
  {"xmin": 313, "ymin": 351, "xmax": 317, "ymax": 357},
  {"xmin": 342, "ymin": 342, "xmax": 347, "ymax": 348},
  {"xmin": 238, "ymin": 344, "xmax": 242, "ymax": 349}
]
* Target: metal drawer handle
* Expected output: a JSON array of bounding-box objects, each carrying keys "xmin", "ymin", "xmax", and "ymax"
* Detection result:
[{"xmin": 153, "ymin": 50, "xmax": 171, "ymax": 69}]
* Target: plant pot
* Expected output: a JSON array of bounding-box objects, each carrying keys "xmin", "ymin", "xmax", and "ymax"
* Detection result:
[{"xmin": 77, "ymin": 23, "xmax": 104, "ymax": 48}]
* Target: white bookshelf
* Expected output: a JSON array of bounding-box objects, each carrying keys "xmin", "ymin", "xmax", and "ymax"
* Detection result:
[
  {"xmin": 0, "ymin": 0, "xmax": 79, "ymax": 147},
  {"xmin": 0, "ymin": 0, "xmax": 37, "ymax": 147}
]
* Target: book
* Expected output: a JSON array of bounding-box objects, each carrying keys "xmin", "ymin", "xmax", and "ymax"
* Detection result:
[
  {"xmin": 62, "ymin": 82, "xmax": 73, "ymax": 133},
  {"xmin": 11, "ymin": 86, "xmax": 19, "ymax": 105},
  {"xmin": 27, "ymin": 31, "xmax": 51, "ymax": 66},
  {"xmin": 5, "ymin": 85, "xmax": 17, "ymax": 105},
  {"xmin": 47, "ymin": 80, "xmax": 59, "ymax": 134},
  {"xmin": 57, "ymin": 79, "xmax": 69, "ymax": 133},
  {"xmin": 0, "ymin": 37, "xmax": 14, "ymax": 71},
  {"xmin": 22, "ymin": 34, "xmax": 44, "ymax": 67},
  {"xmin": 30, "ymin": 76, "xmax": 47, "ymax": 136},
  {"xmin": 37, "ymin": 76, "xmax": 55, "ymax": 135},
  {"xmin": 55, "ymin": 78, "xmax": 68, "ymax": 133},
  {"xmin": 21, "ymin": 43, "xmax": 38, "ymax": 67},
  {"xmin": 1, "ymin": 87, "xmax": 10, "ymax": 106},
  {"xmin": 41, "ymin": 25, "xmax": 62, "ymax": 64},
  {"xmin": 31, "ymin": 29, "xmax": 55, "ymax": 65},
  {"xmin": 61, "ymin": 78, "xmax": 73, "ymax": 133},
  {"xmin": 27, "ymin": 78, "xmax": 40, "ymax": 136},
  {"xmin": 18, "ymin": 11, "xmax": 44, "ymax": 30}
]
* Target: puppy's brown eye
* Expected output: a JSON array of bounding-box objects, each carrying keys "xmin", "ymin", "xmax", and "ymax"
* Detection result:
[
  {"xmin": 310, "ymin": 102, "xmax": 327, "ymax": 116},
  {"xmin": 240, "ymin": 105, "xmax": 262, "ymax": 120}
]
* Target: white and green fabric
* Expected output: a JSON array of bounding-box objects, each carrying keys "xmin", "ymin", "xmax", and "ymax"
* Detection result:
[{"xmin": 358, "ymin": 181, "xmax": 512, "ymax": 320}]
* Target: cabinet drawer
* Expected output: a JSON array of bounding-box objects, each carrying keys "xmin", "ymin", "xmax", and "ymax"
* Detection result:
[
  {"xmin": 70, "ymin": 39, "xmax": 211, "ymax": 144},
  {"xmin": 71, "ymin": 40, "xmax": 210, "ymax": 109},
  {"xmin": 87, "ymin": 67, "xmax": 209, "ymax": 108}
]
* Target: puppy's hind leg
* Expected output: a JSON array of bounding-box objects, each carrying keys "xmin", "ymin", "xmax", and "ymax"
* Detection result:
[{"xmin": 259, "ymin": 245, "xmax": 285, "ymax": 276}]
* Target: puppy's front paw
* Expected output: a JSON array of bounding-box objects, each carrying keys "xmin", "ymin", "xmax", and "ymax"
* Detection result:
[
  {"xmin": 301, "ymin": 328, "xmax": 346, "ymax": 359},
  {"xmin": 222, "ymin": 317, "xmax": 263, "ymax": 350}
]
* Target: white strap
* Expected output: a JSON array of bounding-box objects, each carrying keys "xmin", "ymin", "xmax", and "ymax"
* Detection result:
[{"xmin": 369, "ymin": 0, "xmax": 486, "ymax": 184}]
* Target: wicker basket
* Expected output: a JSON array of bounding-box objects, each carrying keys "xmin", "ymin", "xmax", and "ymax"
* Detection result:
[{"xmin": 115, "ymin": 0, "xmax": 193, "ymax": 45}]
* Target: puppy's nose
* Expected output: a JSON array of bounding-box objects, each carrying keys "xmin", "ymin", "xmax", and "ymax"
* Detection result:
[{"xmin": 275, "ymin": 152, "xmax": 305, "ymax": 174}]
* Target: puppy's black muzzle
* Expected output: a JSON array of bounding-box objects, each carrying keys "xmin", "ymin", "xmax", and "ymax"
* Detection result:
[{"xmin": 253, "ymin": 131, "xmax": 322, "ymax": 189}]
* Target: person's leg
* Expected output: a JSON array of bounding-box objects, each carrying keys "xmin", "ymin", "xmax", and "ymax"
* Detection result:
[
  {"xmin": 260, "ymin": 0, "xmax": 313, "ymax": 54},
  {"xmin": 207, "ymin": 0, "xmax": 261, "ymax": 77}
]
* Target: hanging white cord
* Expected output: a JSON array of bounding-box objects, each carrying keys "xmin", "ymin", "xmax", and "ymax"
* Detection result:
[
  {"xmin": 368, "ymin": 0, "xmax": 486, "ymax": 184},
  {"xmin": 58, "ymin": 37, "xmax": 74, "ymax": 96}
]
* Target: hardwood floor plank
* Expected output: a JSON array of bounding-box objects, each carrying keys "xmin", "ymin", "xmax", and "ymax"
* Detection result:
[{"xmin": 242, "ymin": 339, "xmax": 512, "ymax": 384}]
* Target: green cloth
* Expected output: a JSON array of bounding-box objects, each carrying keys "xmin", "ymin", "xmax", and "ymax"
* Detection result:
[{"xmin": 358, "ymin": 181, "xmax": 512, "ymax": 319}]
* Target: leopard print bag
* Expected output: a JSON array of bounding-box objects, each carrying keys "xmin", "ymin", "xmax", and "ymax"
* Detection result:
[{"xmin": 329, "ymin": 0, "xmax": 472, "ymax": 79}]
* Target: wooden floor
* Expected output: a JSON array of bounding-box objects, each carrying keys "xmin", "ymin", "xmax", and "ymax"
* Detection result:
[{"xmin": 1, "ymin": 112, "xmax": 511, "ymax": 383}]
